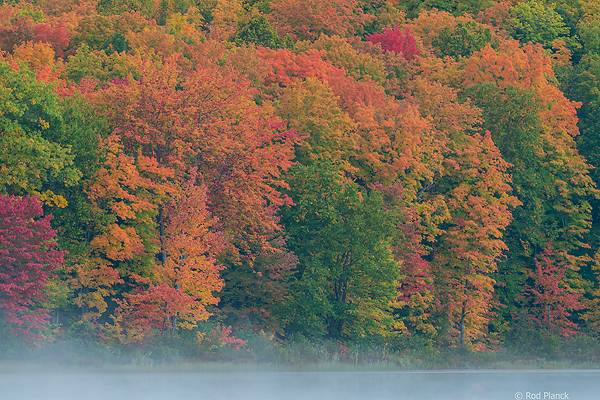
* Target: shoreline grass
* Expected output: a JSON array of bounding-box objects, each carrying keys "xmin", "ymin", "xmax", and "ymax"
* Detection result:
[
  {"xmin": 3, "ymin": 345, "xmax": 600, "ymax": 373},
  {"xmin": 4, "ymin": 325, "xmax": 600, "ymax": 373}
]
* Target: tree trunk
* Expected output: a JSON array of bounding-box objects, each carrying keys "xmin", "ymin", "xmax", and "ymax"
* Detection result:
[
  {"xmin": 171, "ymin": 284, "xmax": 181, "ymax": 335},
  {"xmin": 171, "ymin": 313, "xmax": 178, "ymax": 336},
  {"xmin": 85, "ymin": 222, "xmax": 91, "ymax": 243},
  {"xmin": 334, "ymin": 276, "xmax": 347, "ymax": 305},
  {"xmin": 460, "ymin": 279, "xmax": 469, "ymax": 348},
  {"xmin": 159, "ymin": 205, "xmax": 171, "ymax": 335},
  {"xmin": 158, "ymin": 205, "xmax": 166, "ymax": 268}
]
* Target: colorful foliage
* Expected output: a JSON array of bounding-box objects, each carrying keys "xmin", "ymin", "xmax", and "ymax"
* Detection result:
[
  {"xmin": 525, "ymin": 245, "xmax": 584, "ymax": 336},
  {"xmin": 268, "ymin": 0, "xmax": 375, "ymax": 41},
  {"xmin": 2, "ymin": 0, "xmax": 600, "ymax": 354},
  {"xmin": 366, "ymin": 24, "xmax": 420, "ymax": 60},
  {"xmin": 0, "ymin": 195, "xmax": 64, "ymax": 339}
]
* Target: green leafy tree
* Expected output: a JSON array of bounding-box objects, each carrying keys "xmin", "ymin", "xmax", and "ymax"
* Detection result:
[
  {"xmin": 96, "ymin": 0, "xmax": 157, "ymax": 18},
  {"xmin": 547, "ymin": 0, "xmax": 591, "ymax": 57},
  {"xmin": 359, "ymin": 0, "xmax": 406, "ymax": 36},
  {"xmin": 70, "ymin": 14, "xmax": 116, "ymax": 50},
  {"xmin": 507, "ymin": 0, "xmax": 571, "ymax": 49},
  {"xmin": 432, "ymin": 20, "xmax": 495, "ymax": 59},
  {"xmin": 231, "ymin": 9, "xmax": 285, "ymax": 48},
  {"xmin": 277, "ymin": 77, "xmax": 357, "ymax": 169},
  {"xmin": 64, "ymin": 43, "xmax": 106, "ymax": 83},
  {"xmin": 396, "ymin": 0, "xmax": 495, "ymax": 19},
  {"xmin": 280, "ymin": 163, "xmax": 401, "ymax": 339},
  {"xmin": 560, "ymin": 53, "xmax": 600, "ymax": 329},
  {"xmin": 0, "ymin": 62, "xmax": 80, "ymax": 201},
  {"xmin": 562, "ymin": 54, "xmax": 600, "ymax": 181},
  {"xmin": 579, "ymin": 17, "xmax": 600, "ymax": 56}
]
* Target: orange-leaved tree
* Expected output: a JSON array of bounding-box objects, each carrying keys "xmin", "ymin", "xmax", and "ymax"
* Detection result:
[
  {"xmin": 268, "ymin": 0, "xmax": 375, "ymax": 41},
  {"xmin": 407, "ymin": 77, "xmax": 520, "ymax": 349},
  {"xmin": 85, "ymin": 52, "xmax": 301, "ymax": 339},
  {"xmin": 462, "ymin": 39, "xmax": 598, "ymax": 331}
]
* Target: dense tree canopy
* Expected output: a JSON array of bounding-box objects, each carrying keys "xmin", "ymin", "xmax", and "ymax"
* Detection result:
[{"xmin": 2, "ymin": 0, "xmax": 600, "ymax": 353}]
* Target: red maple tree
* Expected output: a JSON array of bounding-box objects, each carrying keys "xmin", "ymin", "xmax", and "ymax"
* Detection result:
[
  {"xmin": 526, "ymin": 245, "xmax": 584, "ymax": 337},
  {"xmin": 366, "ymin": 24, "xmax": 421, "ymax": 61},
  {"xmin": 0, "ymin": 195, "xmax": 64, "ymax": 340}
]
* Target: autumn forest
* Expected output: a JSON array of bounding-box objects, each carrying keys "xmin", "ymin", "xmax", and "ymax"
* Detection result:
[{"xmin": 3, "ymin": 0, "xmax": 600, "ymax": 363}]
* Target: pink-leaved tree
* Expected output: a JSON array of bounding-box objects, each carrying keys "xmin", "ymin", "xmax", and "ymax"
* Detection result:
[
  {"xmin": 526, "ymin": 245, "xmax": 583, "ymax": 336},
  {"xmin": 0, "ymin": 195, "xmax": 64, "ymax": 340},
  {"xmin": 366, "ymin": 24, "xmax": 420, "ymax": 61}
]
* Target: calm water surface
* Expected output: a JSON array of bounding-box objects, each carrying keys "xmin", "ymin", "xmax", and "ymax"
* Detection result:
[{"xmin": 1, "ymin": 370, "xmax": 597, "ymax": 400}]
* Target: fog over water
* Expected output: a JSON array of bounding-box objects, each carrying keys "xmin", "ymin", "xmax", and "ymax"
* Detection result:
[{"xmin": 1, "ymin": 370, "xmax": 597, "ymax": 400}]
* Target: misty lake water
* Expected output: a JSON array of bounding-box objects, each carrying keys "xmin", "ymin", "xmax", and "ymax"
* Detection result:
[{"xmin": 1, "ymin": 369, "xmax": 598, "ymax": 400}]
